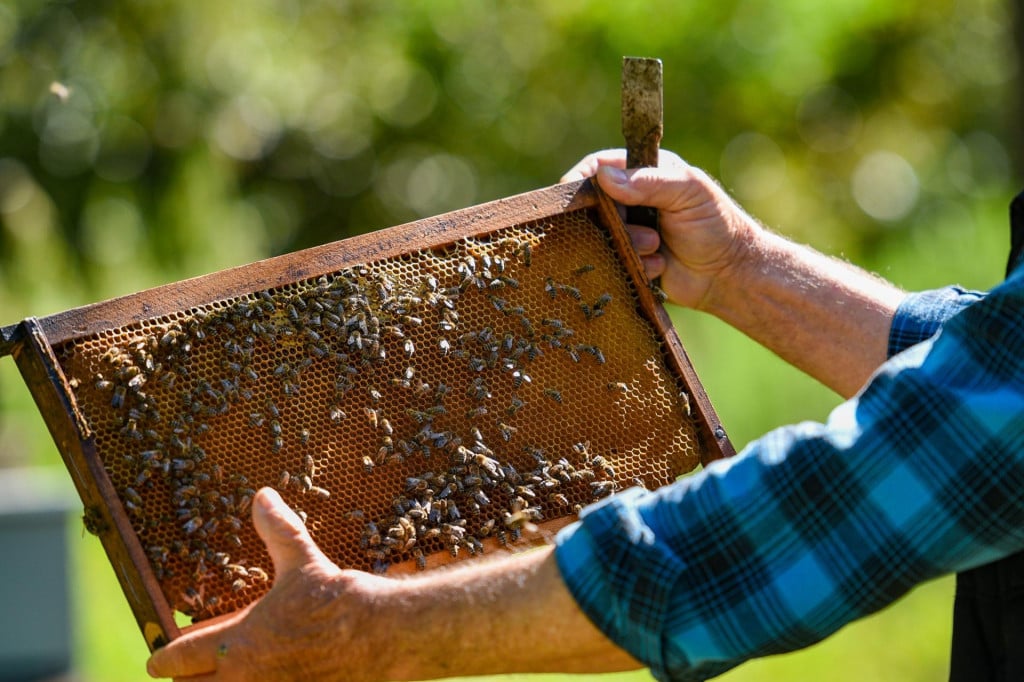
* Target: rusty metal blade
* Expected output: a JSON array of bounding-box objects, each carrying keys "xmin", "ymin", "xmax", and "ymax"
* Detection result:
[
  {"xmin": 622, "ymin": 56, "xmax": 663, "ymax": 169},
  {"xmin": 621, "ymin": 56, "xmax": 663, "ymax": 228}
]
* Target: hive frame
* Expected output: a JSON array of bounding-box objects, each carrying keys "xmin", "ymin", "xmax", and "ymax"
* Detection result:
[{"xmin": 0, "ymin": 179, "xmax": 733, "ymax": 651}]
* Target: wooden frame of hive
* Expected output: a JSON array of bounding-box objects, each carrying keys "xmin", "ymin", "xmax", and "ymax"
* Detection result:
[{"xmin": 0, "ymin": 179, "xmax": 734, "ymax": 651}]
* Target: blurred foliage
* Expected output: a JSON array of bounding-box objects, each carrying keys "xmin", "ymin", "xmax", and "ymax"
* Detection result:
[
  {"xmin": 0, "ymin": 0, "xmax": 1022, "ymax": 680},
  {"xmin": 0, "ymin": 0, "xmax": 1020, "ymax": 317}
]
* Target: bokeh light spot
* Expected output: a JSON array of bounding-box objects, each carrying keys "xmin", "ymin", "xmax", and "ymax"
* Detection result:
[
  {"xmin": 720, "ymin": 132, "xmax": 787, "ymax": 201},
  {"xmin": 852, "ymin": 151, "xmax": 919, "ymax": 223}
]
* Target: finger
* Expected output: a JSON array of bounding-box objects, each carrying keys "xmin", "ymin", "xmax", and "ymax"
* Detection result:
[
  {"xmin": 626, "ymin": 224, "xmax": 661, "ymax": 256},
  {"xmin": 559, "ymin": 149, "xmax": 627, "ymax": 182},
  {"xmin": 640, "ymin": 253, "xmax": 667, "ymax": 282},
  {"xmin": 252, "ymin": 487, "xmax": 329, "ymax": 576},
  {"xmin": 147, "ymin": 622, "xmax": 234, "ymax": 679}
]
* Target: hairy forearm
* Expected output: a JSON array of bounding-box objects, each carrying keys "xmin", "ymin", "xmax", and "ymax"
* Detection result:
[
  {"xmin": 703, "ymin": 228, "xmax": 906, "ymax": 398},
  {"xmin": 380, "ymin": 546, "xmax": 642, "ymax": 680}
]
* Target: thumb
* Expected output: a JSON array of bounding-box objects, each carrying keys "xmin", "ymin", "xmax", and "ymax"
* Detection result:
[
  {"xmin": 252, "ymin": 487, "xmax": 326, "ymax": 577},
  {"xmin": 594, "ymin": 165, "xmax": 635, "ymax": 201},
  {"xmin": 596, "ymin": 163, "xmax": 708, "ymax": 216}
]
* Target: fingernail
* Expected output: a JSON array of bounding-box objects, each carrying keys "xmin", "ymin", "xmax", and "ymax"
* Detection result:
[{"xmin": 598, "ymin": 166, "xmax": 628, "ymax": 185}]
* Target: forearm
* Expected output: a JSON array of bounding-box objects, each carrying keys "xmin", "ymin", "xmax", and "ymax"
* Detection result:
[
  {"xmin": 382, "ymin": 546, "xmax": 641, "ymax": 680},
  {"xmin": 703, "ymin": 228, "xmax": 906, "ymax": 397}
]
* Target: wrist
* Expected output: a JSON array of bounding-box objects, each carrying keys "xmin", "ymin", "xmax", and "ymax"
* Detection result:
[{"xmin": 695, "ymin": 209, "xmax": 767, "ymax": 317}]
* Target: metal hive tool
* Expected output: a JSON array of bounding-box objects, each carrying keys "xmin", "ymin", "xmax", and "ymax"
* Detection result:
[{"xmin": 0, "ymin": 179, "xmax": 734, "ymax": 651}]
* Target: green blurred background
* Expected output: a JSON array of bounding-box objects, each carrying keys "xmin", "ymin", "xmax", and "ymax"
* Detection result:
[{"xmin": 0, "ymin": 0, "xmax": 1021, "ymax": 679}]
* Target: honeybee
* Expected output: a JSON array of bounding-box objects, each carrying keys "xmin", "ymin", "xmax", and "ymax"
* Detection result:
[
  {"xmin": 502, "ymin": 500, "xmax": 539, "ymax": 535},
  {"xmin": 497, "ymin": 422, "xmax": 517, "ymax": 442},
  {"xmin": 467, "ymin": 378, "xmax": 490, "ymax": 402},
  {"xmin": 559, "ymin": 284, "xmax": 582, "ymax": 300},
  {"xmin": 81, "ymin": 506, "xmax": 106, "ymax": 537},
  {"xmin": 515, "ymin": 485, "xmax": 536, "ymax": 500},
  {"xmin": 550, "ymin": 493, "xmax": 570, "ymax": 507},
  {"xmin": 364, "ymin": 407, "xmax": 379, "ymax": 428},
  {"xmin": 362, "ymin": 521, "xmax": 381, "ymax": 548},
  {"xmin": 543, "ymin": 388, "xmax": 563, "ymax": 404},
  {"xmin": 489, "ymin": 296, "xmax": 508, "ymax": 313},
  {"xmin": 477, "ymin": 518, "xmax": 495, "ymax": 537},
  {"xmin": 650, "ymin": 283, "xmax": 669, "ymax": 302},
  {"xmin": 473, "ymin": 453, "xmax": 502, "ymax": 479},
  {"xmin": 406, "ymin": 477, "xmax": 429, "ymax": 493},
  {"xmin": 225, "ymin": 564, "xmax": 248, "ymax": 579},
  {"xmin": 592, "ymin": 455, "xmax": 615, "ymax": 478}
]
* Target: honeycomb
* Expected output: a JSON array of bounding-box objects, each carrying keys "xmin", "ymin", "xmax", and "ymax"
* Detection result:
[{"xmin": 55, "ymin": 208, "xmax": 701, "ymax": 623}]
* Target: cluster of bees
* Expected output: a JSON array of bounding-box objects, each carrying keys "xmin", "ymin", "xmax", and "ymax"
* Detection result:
[
  {"xmin": 70, "ymin": 218, "xmax": 687, "ymax": 620},
  {"xmin": 361, "ymin": 439, "xmax": 620, "ymax": 573}
]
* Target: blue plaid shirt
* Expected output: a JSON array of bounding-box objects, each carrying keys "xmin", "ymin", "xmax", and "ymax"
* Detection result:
[{"xmin": 554, "ymin": 270, "xmax": 1024, "ymax": 680}]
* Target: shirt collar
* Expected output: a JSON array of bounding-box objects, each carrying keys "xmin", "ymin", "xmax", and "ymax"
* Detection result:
[{"xmin": 1005, "ymin": 190, "xmax": 1024, "ymax": 277}]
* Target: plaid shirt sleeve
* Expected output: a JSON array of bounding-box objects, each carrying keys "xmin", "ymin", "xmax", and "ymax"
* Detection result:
[
  {"xmin": 887, "ymin": 285, "xmax": 985, "ymax": 358},
  {"xmin": 554, "ymin": 270, "xmax": 1024, "ymax": 681}
]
